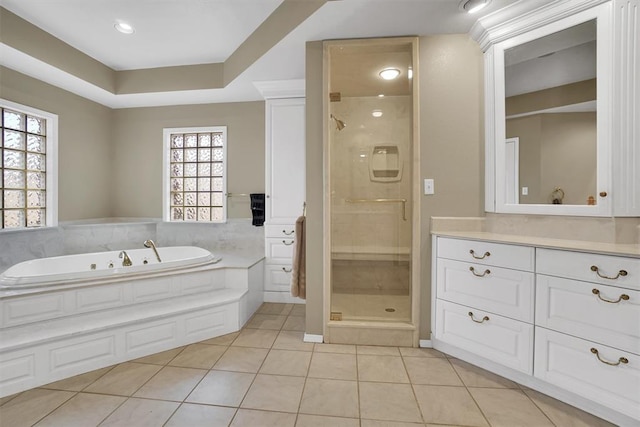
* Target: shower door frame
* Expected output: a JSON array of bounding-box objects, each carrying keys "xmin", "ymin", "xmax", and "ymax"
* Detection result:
[{"xmin": 322, "ymin": 37, "xmax": 421, "ymax": 346}]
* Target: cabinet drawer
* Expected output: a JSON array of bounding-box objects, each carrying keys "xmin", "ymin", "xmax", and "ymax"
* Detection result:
[
  {"xmin": 537, "ymin": 248, "xmax": 640, "ymax": 290},
  {"xmin": 534, "ymin": 327, "xmax": 640, "ymax": 421},
  {"xmin": 265, "ymin": 264, "xmax": 292, "ymax": 292},
  {"xmin": 265, "ymin": 238, "xmax": 295, "ymax": 262},
  {"xmin": 435, "ymin": 299, "xmax": 533, "ymax": 374},
  {"xmin": 437, "ymin": 259, "xmax": 534, "ymax": 322},
  {"xmin": 536, "ymin": 275, "xmax": 640, "ymax": 355},
  {"xmin": 265, "ymin": 224, "xmax": 296, "ymax": 239},
  {"xmin": 437, "ymin": 237, "xmax": 534, "ymax": 271}
]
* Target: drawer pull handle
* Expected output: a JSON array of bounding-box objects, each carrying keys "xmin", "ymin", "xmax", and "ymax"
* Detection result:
[
  {"xmin": 469, "ymin": 250, "xmax": 490, "ymax": 260},
  {"xmin": 282, "ymin": 240, "xmax": 295, "ymax": 246},
  {"xmin": 590, "ymin": 348, "xmax": 628, "ymax": 366},
  {"xmin": 282, "ymin": 267, "xmax": 292, "ymax": 273},
  {"xmin": 592, "ymin": 288, "xmax": 630, "ymax": 304},
  {"xmin": 590, "ymin": 265, "xmax": 628, "ymax": 280},
  {"xmin": 283, "ymin": 230, "xmax": 294, "ymax": 235},
  {"xmin": 469, "ymin": 267, "xmax": 491, "ymax": 277},
  {"xmin": 468, "ymin": 312, "xmax": 489, "ymax": 323}
]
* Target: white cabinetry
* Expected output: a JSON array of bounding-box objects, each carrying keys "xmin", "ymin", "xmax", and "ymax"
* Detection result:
[
  {"xmin": 433, "ymin": 236, "xmax": 640, "ymax": 426},
  {"xmin": 264, "ymin": 97, "xmax": 305, "ymax": 303},
  {"xmin": 434, "ymin": 238, "xmax": 535, "ymax": 373}
]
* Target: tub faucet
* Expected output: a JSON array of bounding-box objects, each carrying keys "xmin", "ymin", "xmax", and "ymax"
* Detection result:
[
  {"xmin": 144, "ymin": 239, "xmax": 162, "ymax": 263},
  {"xmin": 119, "ymin": 250, "xmax": 133, "ymax": 267}
]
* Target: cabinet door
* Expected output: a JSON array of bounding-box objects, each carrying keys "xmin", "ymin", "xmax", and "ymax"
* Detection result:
[
  {"xmin": 437, "ymin": 258, "xmax": 534, "ymax": 323},
  {"xmin": 535, "ymin": 327, "xmax": 640, "ymax": 421},
  {"xmin": 437, "ymin": 237, "xmax": 534, "ymax": 271},
  {"xmin": 536, "ymin": 275, "xmax": 640, "ymax": 355},
  {"xmin": 435, "ymin": 299, "xmax": 533, "ymax": 374},
  {"xmin": 265, "ymin": 98, "xmax": 305, "ymax": 225}
]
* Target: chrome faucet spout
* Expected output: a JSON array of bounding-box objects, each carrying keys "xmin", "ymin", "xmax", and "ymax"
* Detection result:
[
  {"xmin": 119, "ymin": 250, "xmax": 133, "ymax": 267},
  {"xmin": 144, "ymin": 239, "xmax": 162, "ymax": 263}
]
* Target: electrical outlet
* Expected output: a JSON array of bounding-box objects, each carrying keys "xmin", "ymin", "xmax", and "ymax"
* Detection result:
[
  {"xmin": 522, "ymin": 187, "xmax": 529, "ymax": 196},
  {"xmin": 424, "ymin": 179, "xmax": 434, "ymax": 195}
]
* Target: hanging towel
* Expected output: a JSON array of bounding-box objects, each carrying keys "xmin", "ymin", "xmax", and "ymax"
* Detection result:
[{"xmin": 290, "ymin": 215, "xmax": 306, "ymax": 299}]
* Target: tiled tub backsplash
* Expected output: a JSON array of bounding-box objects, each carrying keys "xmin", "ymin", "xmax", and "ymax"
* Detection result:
[{"xmin": 0, "ymin": 219, "xmax": 264, "ymax": 273}]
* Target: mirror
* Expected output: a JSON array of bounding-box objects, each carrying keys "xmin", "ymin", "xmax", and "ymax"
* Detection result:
[
  {"xmin": 490, "ymin": 5, "xmax": 611, "ymax": 216},
  {"xmin": 505, "ymin": 20, "xmax": 596, "ymax": 205}
]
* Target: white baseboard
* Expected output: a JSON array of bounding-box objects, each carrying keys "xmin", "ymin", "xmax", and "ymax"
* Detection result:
[
  {"xmin": 419, "ymin": 339, "xmax": 433, "ymax": 348},
  {"xmin": 303, "ymin": 333, "xmax": 323, "ymax": 343}
]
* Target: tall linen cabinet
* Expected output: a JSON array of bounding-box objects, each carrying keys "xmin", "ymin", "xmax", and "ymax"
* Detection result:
[{"xmin": 263, "ymin": 97, "xmax": 306, "ymax": 303}]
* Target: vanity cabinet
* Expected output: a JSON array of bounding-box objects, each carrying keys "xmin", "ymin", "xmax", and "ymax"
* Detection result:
[
  {"xmin": 432, "ymin": 235, "xmax": 640, "ymax": 425},
  {"xmin": 435, "ymin": 238, "xmax": 535, "ymax": 373},
  {"xmin": 263, "ymin": 97, "xmax": 305, "ymax": 302}
]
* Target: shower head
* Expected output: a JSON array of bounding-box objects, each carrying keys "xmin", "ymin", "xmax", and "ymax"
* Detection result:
[{"xmin": 330, "ymin": 114, "xmax": 346, "ymax": 131}]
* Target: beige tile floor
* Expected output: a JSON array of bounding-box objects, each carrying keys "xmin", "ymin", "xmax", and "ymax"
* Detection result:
[{"xmin": 0, "ymin": 303, "xmax": 615, "ymax": 427}]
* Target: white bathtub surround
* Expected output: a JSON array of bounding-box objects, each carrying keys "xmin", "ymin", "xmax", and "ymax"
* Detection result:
[
  {"xmin": 157, "ymin": 219, "xmax": 264, "ymax": 259},
  {"xmin": 0, "ymin": 251, "xmax": 264, "ymax": 398},
  {"xmin": 0, "ymin": 227, "xmax": 65, "ymax": 275},
  {"xmin": 0, "ymin": 218, "xmax": 265, "ymax": 274}
]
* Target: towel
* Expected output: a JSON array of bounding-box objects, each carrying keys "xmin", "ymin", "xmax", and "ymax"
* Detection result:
[{"xmin": 290, "ymin": 215, "xmax": 306, "ymax": 299}]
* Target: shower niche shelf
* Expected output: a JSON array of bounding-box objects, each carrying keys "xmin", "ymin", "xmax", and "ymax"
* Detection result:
[{"xmin": 370, "ymin": 145, "xmax": 403, "ymax": 182}]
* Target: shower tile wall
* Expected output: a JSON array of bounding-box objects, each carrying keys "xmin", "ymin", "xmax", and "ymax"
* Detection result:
[{"xmin": 330, "ymin": 96, "xmax": 412, "ymax": 258}]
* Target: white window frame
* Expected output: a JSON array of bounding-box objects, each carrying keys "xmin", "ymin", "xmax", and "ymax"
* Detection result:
[
  {"xmin": 162, "ymin": 126, "xmax": 227, "ymax": 223},
  {"xmin": 1, "ymin": 99, "xmax": 58, "ymax": 230}
]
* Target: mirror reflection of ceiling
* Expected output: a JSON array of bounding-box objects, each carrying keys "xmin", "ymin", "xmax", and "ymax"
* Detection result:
[
  {"xmin": 505, "ymin": 20, "xmax": 596, "ymax": 97},
  {"xmin": 329, "ymin": 43, "xmax": 412, "ymax": 98}
]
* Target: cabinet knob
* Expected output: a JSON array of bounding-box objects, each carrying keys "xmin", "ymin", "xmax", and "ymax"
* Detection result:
[{"xmin": 599, "ymin": 191, "xmax": 607, "ymax": 197}]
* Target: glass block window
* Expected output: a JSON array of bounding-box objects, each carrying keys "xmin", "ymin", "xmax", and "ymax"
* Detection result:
[
  {"xmin": 163, "ymin": 127, "xmax": 227, "ymax": 222},
  {"xmin": 1, "ymin": 101, "xmax": 57, "ymax": 229}
]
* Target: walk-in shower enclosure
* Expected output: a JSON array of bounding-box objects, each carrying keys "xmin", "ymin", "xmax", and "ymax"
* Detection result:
[{"xmin": 323, "ymin": 37, "xmax": 420, "ymax": 346}]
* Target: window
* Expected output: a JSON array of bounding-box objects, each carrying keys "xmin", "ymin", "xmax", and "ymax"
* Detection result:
[
  {"xmin": 1, "ymin": 100, "xmax": 57, "ymax": 229},
  {"xmin": 163, "ymin": 127, "xmax": 227, "ymax": 223}
]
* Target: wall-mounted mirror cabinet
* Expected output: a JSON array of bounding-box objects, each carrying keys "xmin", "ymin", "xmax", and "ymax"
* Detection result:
[{"xmin": 485, "ymin": 3, "xmax": 614, "ymax": 216}]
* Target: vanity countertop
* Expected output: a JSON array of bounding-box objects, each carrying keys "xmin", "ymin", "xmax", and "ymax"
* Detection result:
[{"xmin": 432, "ymin": 230, "xmax": 640, "ymax": 258}]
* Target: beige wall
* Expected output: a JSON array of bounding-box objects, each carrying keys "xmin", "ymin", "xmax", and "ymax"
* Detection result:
[
  {"xmin": 112, "ymin": 102, "xmax": 265, "ymax": 219},
  {"xmin": 1, "ymin": 67, "xmax": 113, "ymax": 221},
  {"xmin": 1, "ymin": 67, "xmax": 265, "ymax": 222},
  {"xmin": 304, "ymin": 35, "xmax": 485, "ymax": 338},
  {"xmin": 507, "ymin": 112, "xmax": 596, "ymax": 205}
]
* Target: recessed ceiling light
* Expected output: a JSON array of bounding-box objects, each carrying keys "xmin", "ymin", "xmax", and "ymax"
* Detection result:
[
  {"xmin": 459, "ymin": 0, "xmax": 491, "ymax": 14},
  {"xmin": 379, "ymin": 68, "xmax": 401, "ymax": 80},
  {"xmin": 408, "ymin": 67, "xmax": 413, "ymax": 79},
  {"xmin": 114, "ymin": 20, "xmax": 135, "ymax": 34},
  {"xmin": 378, "ymin": 94, "xmax": 385, "ymax": 98},
  {"xmin": 372, "ymin": 110, "xmax": 383, "ymax": 118}
]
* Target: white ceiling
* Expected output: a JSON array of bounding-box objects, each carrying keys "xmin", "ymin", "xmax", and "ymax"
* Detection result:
[{"xmin": 1, "ymin": 0, "xmax": 518, "ymax": 107}]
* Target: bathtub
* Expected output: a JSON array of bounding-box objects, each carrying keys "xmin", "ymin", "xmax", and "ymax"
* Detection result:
[
  {"xmin": 0, "ymin": 246, "xmax": 221, "ymax": 289},
  {"xmin": 0, "ymin": 249, "xmax": 264, "ymax": 397}
]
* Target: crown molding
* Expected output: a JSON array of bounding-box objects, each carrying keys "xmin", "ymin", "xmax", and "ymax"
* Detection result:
[
  {"xmin": 470, "ymin": 0, "xmax": 610, "ymax": 51},
  {"xmin": 253, "ymin": 79, "xmax": 305, "ymax": 99}
]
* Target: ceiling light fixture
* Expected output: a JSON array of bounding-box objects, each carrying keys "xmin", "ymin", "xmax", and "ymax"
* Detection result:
[
  {"xmin": 114, "ymin": 20, "xmax": 135, "ymax": 34},
  {"xmin": 378, "ymin": 94, "xmax": 385, "ymax": 98},
  {"xmin": 379, "ymin": 68, "xmax": 401, "ymax": 80},
  {"xmin": 459, "ymin": 0, "xmax": 491, "ymax": 14},
  {"xmin": 408, "ymin": 67, "xmax": 413, "ymax": 79},
  {"xmin": 372, "ymin": 110, "xmax": 383, "ymax": 118}
]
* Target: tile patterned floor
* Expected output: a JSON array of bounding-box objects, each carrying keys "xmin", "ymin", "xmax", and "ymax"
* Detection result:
[{"xmin": 0, "ymin": 303, "xmax": 615, "ymax": 427}]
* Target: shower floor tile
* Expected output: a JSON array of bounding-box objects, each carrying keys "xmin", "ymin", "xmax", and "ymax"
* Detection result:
[
  {"xmin": 1, "ymin": 303, "xmax": 617, "ymax": 427},
  {"xmin": 331, "ymin": 292, "xmax": 411, "ymax": 322}
]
